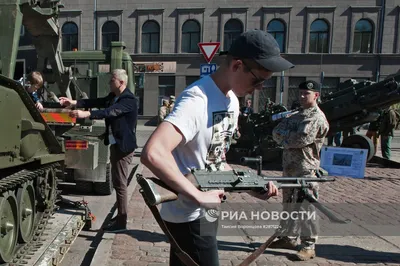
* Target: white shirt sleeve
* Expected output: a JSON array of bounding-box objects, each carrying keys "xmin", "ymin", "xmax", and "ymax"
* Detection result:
[{"xmin": 164, "ymin": 87, "xmax": 206, "ymax": 144}]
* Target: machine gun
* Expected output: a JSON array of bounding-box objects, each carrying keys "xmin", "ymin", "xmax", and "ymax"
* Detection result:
[
  {"xmin": 136, "ymin": 156, "xmax": 350, "ymax": 266},
  {"xmin": 319, "ymin": 72, "xmax": 400, "ymax": 160}
]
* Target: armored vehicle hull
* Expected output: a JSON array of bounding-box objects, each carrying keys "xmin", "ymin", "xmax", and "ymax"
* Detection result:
[{"xmin": 0, "ymin": 75, "xmax": 64, "ymax": 263}]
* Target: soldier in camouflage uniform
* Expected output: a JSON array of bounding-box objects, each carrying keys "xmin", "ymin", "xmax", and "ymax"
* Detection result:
[{"xmin": 271, "ymin": 80, "xmax": 329, "ymax": 261}]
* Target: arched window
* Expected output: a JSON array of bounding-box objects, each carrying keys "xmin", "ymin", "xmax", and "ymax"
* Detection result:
[
  {"xmin": 142, "ymin": 20, "xmax": 160, "ymax": 53},
  {"xmin": 223, "ymin": 19, "xmax": 243, "ymax": 51},
  {"xmin": 267, "ymin": 19, "xmax": 286, "ymax": 53},
  {"xmin": 62, "ymin": 22, "xmax": 78, "ymax": 51},
  {"xmin": 181, "ymin": 20, "xmax": 200, "ymax": 53},
  {"xmin": 353, "ymin": 19, "xmax": 373, "ymax": 53},
  {"xmin": 309, "ymin": 19, "xmax": 329, "ymax": 53},
  {"xmin": 102, "ymin": 21, "xmax": 119, "ymax": 49}
]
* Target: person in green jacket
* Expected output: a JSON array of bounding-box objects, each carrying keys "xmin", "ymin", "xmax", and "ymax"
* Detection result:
[{"xmin": 379, "ymin": 106, "xmax": 399, "ymax": 160}]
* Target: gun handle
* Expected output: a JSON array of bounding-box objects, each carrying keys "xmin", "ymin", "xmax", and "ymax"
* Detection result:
[{"xmin": 137, "ymin": 175, "xmax": 179, "ymax": 206}]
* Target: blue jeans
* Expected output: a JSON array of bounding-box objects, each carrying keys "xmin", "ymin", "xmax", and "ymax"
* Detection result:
[{"xmin": 165, "ymin": 217, "xmax": 219, "ymax": 266}]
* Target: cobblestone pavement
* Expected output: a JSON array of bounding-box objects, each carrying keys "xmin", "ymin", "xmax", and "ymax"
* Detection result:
[{"xmin": 106, "ymin": 163, "xmax": 400, "ymax": 266}]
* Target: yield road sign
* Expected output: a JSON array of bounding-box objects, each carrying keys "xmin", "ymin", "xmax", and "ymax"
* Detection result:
[{"xmin": 198, "ymin": 42, "xmax": 220, "ymax": 63}]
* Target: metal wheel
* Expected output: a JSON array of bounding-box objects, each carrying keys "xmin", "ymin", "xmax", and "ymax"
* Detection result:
[
  {"xmin": 37, "ymin": 167, "xmax": 57, "ymax": 209},
  {"xmin": 0, "ymin": 191, "xmax": 19, "ymax": 263},
  {"xmin": 341, "ymin": 134, "xmax": 375, "ymax": 162},
  {"xmin": 17, "ymin": 181, "xmax": 36, "ymax": 243}
]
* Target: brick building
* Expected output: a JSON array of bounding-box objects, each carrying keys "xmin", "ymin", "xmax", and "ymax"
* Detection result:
[{"xmin": 17, "ymin": 0, "xmax": 400, "ymax": 116}]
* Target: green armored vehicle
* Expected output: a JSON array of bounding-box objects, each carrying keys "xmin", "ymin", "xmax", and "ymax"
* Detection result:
[
  {"xmin": 0, "ymin": 0, "xmax": 66, "ymax": 263},
  {"xmin": 11, "ymin": 0, "xmax": 135, "ymax": 195}
]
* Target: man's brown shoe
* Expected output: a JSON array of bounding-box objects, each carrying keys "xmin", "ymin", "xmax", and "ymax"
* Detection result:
[
  {"xmin": 269, "ymin": 238, "xmax": 297, "ymax": 250},
  {"xmin": 293, "ymin": 248, "xmax": 316, "ymax": 261}
]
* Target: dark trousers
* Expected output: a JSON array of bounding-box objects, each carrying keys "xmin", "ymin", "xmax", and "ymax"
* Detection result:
[
  {"xmin": 110, "ymin": 144, "xmax": 134, "ymax": 225},
  {"xmin": 164, "ymin": 218, "xmax": 219, "ymax": 266}
]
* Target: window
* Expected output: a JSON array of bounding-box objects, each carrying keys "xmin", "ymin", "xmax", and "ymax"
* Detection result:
[
  {"xmin": 321, "ymin": 77, "xmax": 340, "ymax": 98},
  {"xmin": 288, "ymin": 77, "xmax": 306, "ymax": 108},
  {"xmin": 267, "ymin": 19, "xmax": 286, "ymax": 53},
  {"xmin": 186, "ymin": 76, "xmax": 200, "ymax": 86},
  {"xmin": 159, "ymin": 76, "xmax": 175, "ymax": 105},
  {"xmin": 102, "ymin": 21, "xmax": 119, "ymax": 49},
  {"xmin": 142, "ymin": 20, "xmax": 160, "ymax": 53},
  {"xmin": 353, "ymin": 19, "xmax": 373, "ymax": 53},
  {"xmin": 259, "ymin": 77, "xmax": 277, "ymax": 111},
  {"xmin": 62, "ymin": 22, "xmax": 78, "ymax": 51},
  {"xmin": 309, "ymin": 19, "xmax": 329, "ymax": 53},
  {"xmin": 223, "ymin": 19, "xmax": 243, "ymax": 51},
  {"xmin": 181, "ymin": 20, "xmax": 200, "ymax": 53}
]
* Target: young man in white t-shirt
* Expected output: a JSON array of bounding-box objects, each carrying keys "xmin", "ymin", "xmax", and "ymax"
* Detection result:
[{"xmin": 141, "ymin": 29, "xmax": 295, "ymax": 266}]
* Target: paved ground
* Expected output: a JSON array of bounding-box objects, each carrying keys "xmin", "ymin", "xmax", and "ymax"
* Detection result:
[
  {"xmin": 89, "ymin": 124, "xmax": 400, "ymax": 266},
  {"xmin": 58, "ymin": 126, "xmax": 153, "ymax": 266}
]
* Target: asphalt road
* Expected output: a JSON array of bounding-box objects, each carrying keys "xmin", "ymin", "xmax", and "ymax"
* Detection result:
[{"xmin": 59, "ymin": 125, "xmax": 155, "ymax": 266}]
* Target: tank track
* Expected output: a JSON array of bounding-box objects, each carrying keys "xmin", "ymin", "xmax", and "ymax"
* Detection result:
[{"xmin": 0, "ymin": 162, "xmax": 60, "ymax": 266}]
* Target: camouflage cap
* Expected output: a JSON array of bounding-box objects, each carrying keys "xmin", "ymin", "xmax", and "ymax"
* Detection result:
[{"xmin": 299, "ymin": 80, "xmax": 320, "ymax": 92}]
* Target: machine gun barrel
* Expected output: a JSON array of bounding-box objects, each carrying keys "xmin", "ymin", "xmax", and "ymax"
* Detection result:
[
  {"xmin": 137, "ymin": 167, "xmax": 349, "ymax": 224},
  {"xmin": 241, "ymin": 156, "xmax": 262, "ymax": 163}
]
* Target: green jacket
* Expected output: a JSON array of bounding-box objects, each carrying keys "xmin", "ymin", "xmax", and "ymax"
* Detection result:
[{"xmin": 379, "ymin": 108, "xmax": 398, "ymax": 136}]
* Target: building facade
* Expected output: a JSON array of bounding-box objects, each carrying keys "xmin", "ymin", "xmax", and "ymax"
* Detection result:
[{"xmin": 17, "ymin": 0, "xmax": 400, "ymax": 116}]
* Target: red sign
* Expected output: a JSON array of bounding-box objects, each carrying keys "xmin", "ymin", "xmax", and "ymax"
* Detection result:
[{"xmin": 198, "ymin": 42, "xmax": 221, "ymax": 63}]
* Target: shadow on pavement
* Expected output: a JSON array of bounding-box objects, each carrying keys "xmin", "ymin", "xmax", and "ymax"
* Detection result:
[
  {"xmin": 315, "ymin": 244, "xmax": 400, "ymax": 264},
  {"xmin": 78, "ymin": 164, "xmax": 139, "ymax": 266},
  {"xmin": 118, "ymin": 228, "xmax": 400, "ymax": 263}
]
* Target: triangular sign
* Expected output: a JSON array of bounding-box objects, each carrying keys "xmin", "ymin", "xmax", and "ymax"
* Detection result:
[{"xmin": 198, "ymin": 42, "xmax": 221, "ymax": 63}]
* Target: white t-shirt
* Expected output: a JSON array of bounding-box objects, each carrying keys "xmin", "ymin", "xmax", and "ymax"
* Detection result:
[{"xmin": 162, "ymin": 75, "xmax": 240, "ymax": 223}]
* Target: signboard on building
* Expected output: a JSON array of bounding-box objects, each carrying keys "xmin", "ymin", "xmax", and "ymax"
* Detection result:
[
  {"xmin": 134, "ymin": 62, "xmax": 176, "ymax": 73},
  {"xmin": 200, "ymin": 63, "xmax": 217, "ymax": 77},
  {"xmin": 198, "ymin": 42, "xmax": 220, "ymax": 63}
]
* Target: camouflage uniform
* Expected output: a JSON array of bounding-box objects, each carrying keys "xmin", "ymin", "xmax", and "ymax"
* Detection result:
[{"xmin": 272, "ymin": 104, "xmax": 329, "ymax": 249}]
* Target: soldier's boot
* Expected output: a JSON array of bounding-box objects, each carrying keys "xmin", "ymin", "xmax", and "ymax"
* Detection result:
[
  {"xmin": 293, "ymin": 248, "xmax": 316, "ymax": 261},
  {"xmin": 269, "ymin": 238, "xmax": 297, "ymax": 250}
]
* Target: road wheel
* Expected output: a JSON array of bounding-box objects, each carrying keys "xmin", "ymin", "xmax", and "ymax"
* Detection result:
[
  {"xmin": 0, "ymin": 191, "xmax": 19, "ymax": 263},
  {"xmin": 341, "ymin": 134, "xmax": 375, "ymax": 162},
  {"xmin": 17, "ymin": 181, "xmax": 35, "ymax": 243}
]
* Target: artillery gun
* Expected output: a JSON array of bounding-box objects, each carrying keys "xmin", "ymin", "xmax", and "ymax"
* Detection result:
[
  {"xmin": 320, "ymin": 72, "xmax": 400, "ymax": 161},
  {"xmin": 228, "ymin": 99, "xmax": 295, "ymax": 162},
  {"xmin": 229, "ymin": 73, "xmax": 400, "ymax": 163}
]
